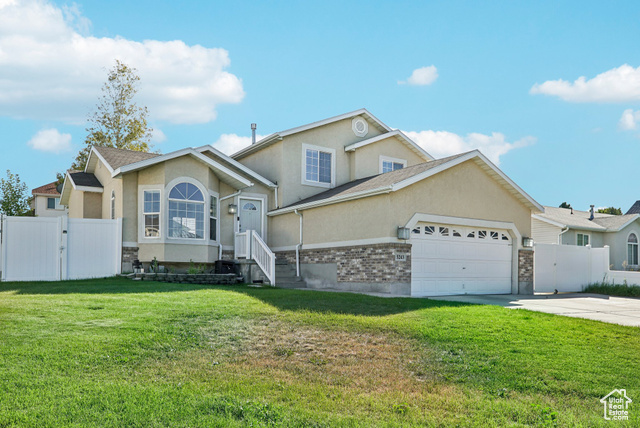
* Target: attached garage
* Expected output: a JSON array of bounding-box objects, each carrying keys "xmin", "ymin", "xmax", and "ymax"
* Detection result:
[{"xmin": 411, "ymin": 222, "xmax": 513, "ymax": 296}]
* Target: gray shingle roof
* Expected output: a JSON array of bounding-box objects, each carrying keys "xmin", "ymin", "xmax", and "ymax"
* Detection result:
[
  {"xmin": 69, "ymin": 172, "xmax": 103, "ymax": 188},
  {"xmin": 537, "ymin": 206, "xmax": 638, "ymax": 231},
  {"xmin": 627, "ymin": 201, "xmax": 640, "ymax": 215},
  {"xmin": 282, "ymin": 152, "xmax": 469, "ymax": 209},
  {"xmin": 93, "ymin": 146, "xmax": 160, "ymax": 170}
]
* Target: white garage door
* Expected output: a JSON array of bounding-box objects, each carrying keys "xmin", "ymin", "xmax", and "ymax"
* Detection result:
[{"xmin": 411, "ymin": 223, "xmax": 513, "ymax": 296}]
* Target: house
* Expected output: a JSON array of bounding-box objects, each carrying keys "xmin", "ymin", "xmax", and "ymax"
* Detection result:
[
  {"xmin": 31, "ymin": 181, "xmax": 66, "ymax": 217},
  {"xmin": 532, "ymin": 205, "xmax": 640, "ymax": 270},
  {"xmin": 60, "ymin": 108, "xmax": 543, "ymax": 296}
]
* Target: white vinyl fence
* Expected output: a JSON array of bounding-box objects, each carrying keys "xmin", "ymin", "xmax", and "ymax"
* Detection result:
[
  {"xmin": 533, "ymin": 243, "xmax": 640, "ymax": 292},
  {"xmin": 0, "ymin": 216, "xmax": 122, "ymax": 282}
]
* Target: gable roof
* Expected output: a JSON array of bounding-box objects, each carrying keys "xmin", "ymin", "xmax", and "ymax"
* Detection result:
[
  {"xmin": 59, "ymin": 171, "xmax": 104, "ymax": 205},
  {"xmin": 269, "ymin": 150, "xmax": 543, "ymax": 215},
  {"xmin": 533, "ymin": 206, "xmax": 640, "ymax": 232},
  {"xmin": 343, "ymin": 130, "xmax": 433, "ymax": 161},
  {"xmin": 627, "ymin": 200, "xmax": 640, "ymax": 215},
  {"xmin": 195, "ymin": 145, "xmax": 277, "ymax": 188},
  {"xmin": 32, "ymin": 181, "xmax": 60, "ymax": 196},
  {"xmin": 89, "ymin": 146, "xmax": 160, "ymax": 173},
  {"xmin": 232, "ymin": 108, "xmax": 392, "ymax": 160}
]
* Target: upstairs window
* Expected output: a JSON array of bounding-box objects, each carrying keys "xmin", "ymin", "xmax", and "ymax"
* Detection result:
[
  {"xmin": 47, "ymin": 197, "xmax": 60, "ymax": 210},
  {"xmin": 168, "ymin": 183, "xmax": 205, "ymax": 239},
  {"xmin": 379, "ymin": 156, "xmax": 407, "ymax": 174},
  {"xmin": 302, "ymin": 144, "xmax": 335, "ymax": 187}
]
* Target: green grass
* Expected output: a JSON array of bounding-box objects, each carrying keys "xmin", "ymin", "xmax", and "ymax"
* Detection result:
[
  {"xmin": 1, "ymin": 278, "xmax": 639, "ymax": 427},
  {"xmin": 584, "ymin": 282, "xmax": 640, "ymax": 297}
]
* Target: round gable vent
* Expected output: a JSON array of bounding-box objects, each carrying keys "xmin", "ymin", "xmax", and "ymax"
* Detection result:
[{"xmin": 352, "ymin": 117, "xmax": 369, "ymax": 137}]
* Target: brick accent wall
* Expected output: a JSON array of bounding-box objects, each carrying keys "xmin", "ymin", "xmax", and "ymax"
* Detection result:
[
  {"xmin": 518, "ymin": 249, "xmax": 534, "ymax": 282},
  {"xmin": 122, "ymin": 246, "xmax": 139, "ymax": 264},
  {"xmin": 276, "ymin": 243, "xmax": 411, "ymax": 283}
]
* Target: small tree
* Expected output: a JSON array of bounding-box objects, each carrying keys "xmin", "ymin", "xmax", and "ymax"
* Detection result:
[
  {"xmin": 559, "ymin": 202, "xmax": 572, "ymax": 209},
  {"xmin": 72, "ymin": 60, "xmax": 153, "ymax": 171},
  {"xmin": 597, "ymin": 207, "xmax": 622, "ymax": 215},
  {"xmin": 0, "ymin": 170, "xmax": 30, "ymax": 216}
]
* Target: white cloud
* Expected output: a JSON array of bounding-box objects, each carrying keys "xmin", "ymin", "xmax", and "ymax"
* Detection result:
[
  {"xmin": 398, "ymin": 66, "xmax": 438, "ymax": 86},
  {"xmin": 150, "ymin": 128, "xmax": 167, "ymax": 143},
  {"xmin": 530, "ymin": 64, "xmax": 640, "ymax": 102},
  {"xmin": 403, "ymin": 130, "xmax": 535, "ymax": 166},
  {"xmin": 619, "ymin": 109, "xmax": 640, "ymax": 131},
  {"xmin": 27, "ymin": 128, "xmax": 72, "ymax": 153},
  {"xmin": 0, "ymin": 0, "xmax": 244, "ymax": 124},
  {"xmin": 211, "ymin": 133, "xmax": 265, "ymax": 156}
]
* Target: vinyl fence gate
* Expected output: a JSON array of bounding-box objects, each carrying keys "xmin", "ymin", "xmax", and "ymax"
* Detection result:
[{"xmin": 0, "ymin": 216, "xmax": 122, "ymax": 282}]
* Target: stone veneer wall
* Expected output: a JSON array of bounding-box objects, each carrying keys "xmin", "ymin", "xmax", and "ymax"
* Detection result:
[
  {"xmin": 122, "ymin": 246, "xmax": 139, "ymax": 273},
  {"xmin": 518, "ymin": 249, "xmax": 534, "ymax": 294},
  {"xmin": 276, "ymin": 243, "xmax": 411, "ymax": 283}
]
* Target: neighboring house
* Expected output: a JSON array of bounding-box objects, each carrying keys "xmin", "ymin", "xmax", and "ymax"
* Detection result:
[
  {"xmin": 31, "ymin": 181, "xmax": 66, "ymax": 217},
  {"xmin": 532, "ymin": 206, "xmax": 640, "ymax": 270},
  {"xmin": 60, "ymin": 108, "xmax": 543, "ymax": 296}
]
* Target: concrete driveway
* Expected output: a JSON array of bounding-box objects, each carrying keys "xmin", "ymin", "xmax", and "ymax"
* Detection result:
[{"xmin": 430, "ymin": 293, "xmax": 640, "ymax": 327}]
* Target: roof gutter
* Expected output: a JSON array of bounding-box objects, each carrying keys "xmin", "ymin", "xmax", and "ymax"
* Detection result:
[{"xmin": 558, "ymin": 227, "xmax": 570, "ymax": 244}]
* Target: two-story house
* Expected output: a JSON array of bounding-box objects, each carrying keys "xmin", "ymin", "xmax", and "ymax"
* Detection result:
[
  {"xmin": 31, "ymin": 181, "xmax": 66, "ymax": 217},
  {"xmin": 60, "ymin": 109, "xmax": 543, "ymax": 296}
]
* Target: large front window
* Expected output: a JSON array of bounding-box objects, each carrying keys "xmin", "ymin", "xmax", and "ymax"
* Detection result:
[
  {"xmin": 168, "ymin": 183, "xmax": 205, "ymax": 239},
  {"xmin": 628, "ymin": 233, "xmax": 638, "ymax": 266}
]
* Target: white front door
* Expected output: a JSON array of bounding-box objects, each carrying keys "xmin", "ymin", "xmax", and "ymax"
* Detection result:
[
  {"xmin": 238, "ymin": 198, "xmax": 263, "ymax": 236},
  {"xmin": 411, "ymin": 222, "xmax": 512, "ymax": 296}
]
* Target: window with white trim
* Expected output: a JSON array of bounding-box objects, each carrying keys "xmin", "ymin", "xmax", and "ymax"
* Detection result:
[
  {"xmin": 379, "ymin": 156, "xmax": 407, "ymax": 174},
  {"xmin": 577, "ymin": 233, "xmax": 590, "ymax": 246},
  {"xmin": 168, "ymin": 183, "xmax": 205, "ymax": 239},
  {"xmin": 47, "ymin": 197, "xmax": 61, "ymax": 210},
  {"xmin": 628, "ymin": 233, "xmax": 638, "ymax": 265},
  {"xmin": 306, "ymin": 149, "xmax": 331, "ymax": 183},
  {"xmin": 143, "ymin": 190, "xmax": 160, "ymax": 237},
  {"xmin": 302, "ymin": 144, "xmax": 335, "ymax": 187},
  {"xmin": 110, "ymin": 190, "xmax": 115, "ymax": 220},
  {"xmin": 209, "ymin": 195, "xmax": 218, "ymax": 241}
]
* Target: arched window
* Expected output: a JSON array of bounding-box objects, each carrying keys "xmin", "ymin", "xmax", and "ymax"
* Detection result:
[
  {"xmin": 168, "ymin": 182, "xmax": 204, "ymax": 239},
  {"xmin": 628, "ymin": 233, "xmax": 638, "ymax": 266}
]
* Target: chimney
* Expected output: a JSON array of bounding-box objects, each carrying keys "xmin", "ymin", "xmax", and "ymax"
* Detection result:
[
  {"xmin": 589, "ymin": 205, "xmax": 595, "ymax": 220},
  {"xmin": 251, "ymin": 123, "xmax": 257, "ymax": 144}
]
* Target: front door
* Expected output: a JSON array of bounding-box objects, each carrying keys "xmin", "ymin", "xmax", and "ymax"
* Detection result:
[{"xmin": 238, "ymin": 198, "xmax": 263, "ymax": 237}]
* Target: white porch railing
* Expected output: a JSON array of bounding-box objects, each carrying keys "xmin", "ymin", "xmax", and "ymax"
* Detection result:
[
  {"xmin": 250, "ymin": 230, "xmax": 276, "ymax": 286},
  {"xmin": 234, "ymin": 231, "xmax": 250, "ymax": 259},
  {"xmin": 234, "ymin": 230, "xmax": 275, "ymax": 286}
]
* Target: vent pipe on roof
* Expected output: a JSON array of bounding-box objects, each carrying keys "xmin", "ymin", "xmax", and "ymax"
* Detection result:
[
  {"xmin": 589, "ymin": 205, "xmax": 595, "ymax": 221},
  {"xmin": 570, "ymin": 208, "xmax": 574, "ymax": 215},
  {"xmin": 251, "ymin": 123, "xmax": 257, "ymax": 144}
]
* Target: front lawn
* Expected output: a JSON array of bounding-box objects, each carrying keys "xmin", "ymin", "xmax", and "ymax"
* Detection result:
[{"xmin": 1, "ymin": 278, "xmax": 638, "ymax": 426}]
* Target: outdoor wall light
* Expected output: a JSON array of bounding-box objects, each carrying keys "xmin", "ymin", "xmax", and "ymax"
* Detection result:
[
  {"xmin": 228, "ymin": 204, "xmax": 238, "ymax": 215},
  {"xmin": 397, "ymin": 226, "xmax": 410, "ymax": 240},
  {"xmin": 522, "ymin": 237, "xmax": 534, "ymax": 248}
]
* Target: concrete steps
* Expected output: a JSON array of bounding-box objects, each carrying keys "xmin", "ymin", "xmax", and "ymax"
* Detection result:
[{"xmin": 275, "ymin": 258, "xmax": 306, "ymax": 289}]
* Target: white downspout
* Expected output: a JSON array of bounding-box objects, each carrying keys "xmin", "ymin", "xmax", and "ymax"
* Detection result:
[
  {"xmin": 274, "ymin": 185, "xmax": 279, "ymax": 209},
  {"xmin": 294, "ymin": 209, "xmax": 303, "ymax": 277},
  {"xmin": 219, "ymin": 190, "xmax": 242, "ymax": 259},
  {"xmin": 558, "ymin": 227, "xmax": 570, "ymax": 245}
]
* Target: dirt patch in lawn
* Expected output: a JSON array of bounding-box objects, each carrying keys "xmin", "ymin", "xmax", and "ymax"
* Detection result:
[{"xmin": 191, "ymin": 317, "xmax": 443, "ymax": 398}]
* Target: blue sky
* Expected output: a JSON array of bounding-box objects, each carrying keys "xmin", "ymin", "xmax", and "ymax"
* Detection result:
[{"xmin": 2, "ymin": 0, "xmax": 640, "ymax": 212}]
